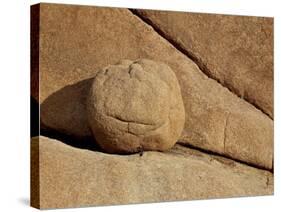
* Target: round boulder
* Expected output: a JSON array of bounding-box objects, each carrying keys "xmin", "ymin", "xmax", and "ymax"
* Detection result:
[{"xmin": 87, "ymin": 59, "xmax": 185, "ymax": 154}]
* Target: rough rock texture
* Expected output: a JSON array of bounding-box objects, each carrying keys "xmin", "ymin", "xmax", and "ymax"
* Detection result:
[
  {"xmin": 87, "ymin": 59, "xmax": 185, "ymax": 153},
  {"xmin": 31, "ymin": 136, "xmax": 273, "ymax": 209},
  {"xmin": 135, "ymin": 10, "xmax": 274, "ymax": 118},
  {"xmin": 36, "ymin": 4, "xmax": 273, "ymax": 169}
]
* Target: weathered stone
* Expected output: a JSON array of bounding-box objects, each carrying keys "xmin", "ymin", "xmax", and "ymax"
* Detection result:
[
  {"xmin": 87, "ymin": 59, "xmax": 185, "ymax": 153},
  {"xmin": 31, "ymin": 136, "xmax": 273, "ymax": 209},
  {"xmin": 135, "ymin": 10, "xmax": 273, "ymax": 118},
  {"xmin": 36, "ymin": 4, "xmax": 273, "ymax": 169}
]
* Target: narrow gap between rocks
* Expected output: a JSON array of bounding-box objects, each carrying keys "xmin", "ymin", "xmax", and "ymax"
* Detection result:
[
  {"xmin": 39, "ymin": 128, "xmax": 144, "ymax": 156},
  {"xmin": 40, "ymin": 128, "xmax": 100, "ymax": 152},
  {"xmin": 129, "ymin": 9, "xmax": 272, "ymax": 120}
]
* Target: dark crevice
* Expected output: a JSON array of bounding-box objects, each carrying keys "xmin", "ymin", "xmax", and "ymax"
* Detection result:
[
  {"xmin": 129, "ymin": 9, "xmax": 272, "ymax": 120},
  {"xmin": 177, "ymin": 141, "xmax": 273, "ymax": 173},
  {"xmin": 40, "ymin": 127, "xmax": 145, "ymax": 156},
  {"xmin": 40, "ymin": 128, "xmax": 101, "ymax": 152}
]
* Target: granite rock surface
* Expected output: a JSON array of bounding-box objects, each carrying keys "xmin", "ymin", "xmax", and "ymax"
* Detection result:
[
  {"xmin": 87, "ymin": 59, "xmax": 185, "ymax": 153},
  {"xmin": 135, "ymin": 10, "xmax": 274, "ymax": 118},
  {"xmin": 31, "ymin": 136, "xmax": 273, "ymax": 209}
]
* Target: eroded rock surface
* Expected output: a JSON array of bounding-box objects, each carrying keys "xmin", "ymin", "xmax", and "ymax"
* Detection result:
[
  {"xmin": 31, "ymin": 136, "xmax": 273, "ymax": 209},
  {"xmin": 36, "ymin": 4, "xmax": 273, "ymax": 169},
  {"xmin": 87, "ymin": 59, "xmax": 185, "ymax": 153},
  {"xmin": 135, "ymin": 10, "xmax": 273, "ymax": 118}
]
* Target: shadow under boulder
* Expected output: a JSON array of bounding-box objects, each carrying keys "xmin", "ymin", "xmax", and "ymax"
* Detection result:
[{"xmin": 40, "ymin": 78, "xmax": 94, "ymax": 138}]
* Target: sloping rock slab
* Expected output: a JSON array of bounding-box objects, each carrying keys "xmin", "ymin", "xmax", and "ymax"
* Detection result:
[
  {"xmin": 135, "ymin": 9, "xmax": 273, "ymax": 118},
  {"xmin": 31, "ymin": 136, "xmax": 273, "ymax": 209}
]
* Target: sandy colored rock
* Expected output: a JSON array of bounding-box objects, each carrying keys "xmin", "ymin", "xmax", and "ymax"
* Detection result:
[
  {"xmin": 35, "ymin": 4, "xmax": 273, "ymax": 169},
  {"xmin": 135, "ymin": 10, "xmax": 273, "ymax": 118},
  {"xmin": 87, "ymin": 59, "xmax": 185, "ymax": 153},
  {"xmin": 40, "ymin": 79, "xmax": 92, "ymax": 137},
  {"xmin": 31, "ymin": 136, "xmax": 273, "ymax": 209}
]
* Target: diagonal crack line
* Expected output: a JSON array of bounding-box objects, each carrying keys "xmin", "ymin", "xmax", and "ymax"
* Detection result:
[
  {"xmin": 223, "ymin": 113, "xmax": 230, "ymax": 153},
  {"xmin": 177, "ymin": 141, "xmax": 273, "ymax": 173},
  {"xmin": 129, "ymin": 9, "xmax": 272, "ymax": 120}
]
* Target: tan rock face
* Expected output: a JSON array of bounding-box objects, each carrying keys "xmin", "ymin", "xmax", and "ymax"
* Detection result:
[
  {"xmin": 135, "ymin": 10, "xmax": 274, "ymax": 118},
  {"xmin": 36, "ymin": 4, "xmax": 273, "ymax": 169},
  {"xmin": 87, "ymin": 59, "xmax": 185, "ymax": 153},
  {"xmin": 32, "ymin": 136, "xmax": 273, "ymax": 209}
]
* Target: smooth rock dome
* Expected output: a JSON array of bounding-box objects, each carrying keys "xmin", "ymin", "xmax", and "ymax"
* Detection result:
[{"xmin": 87, "ymin": 59, "xmax": 185, "ymax": 153}]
